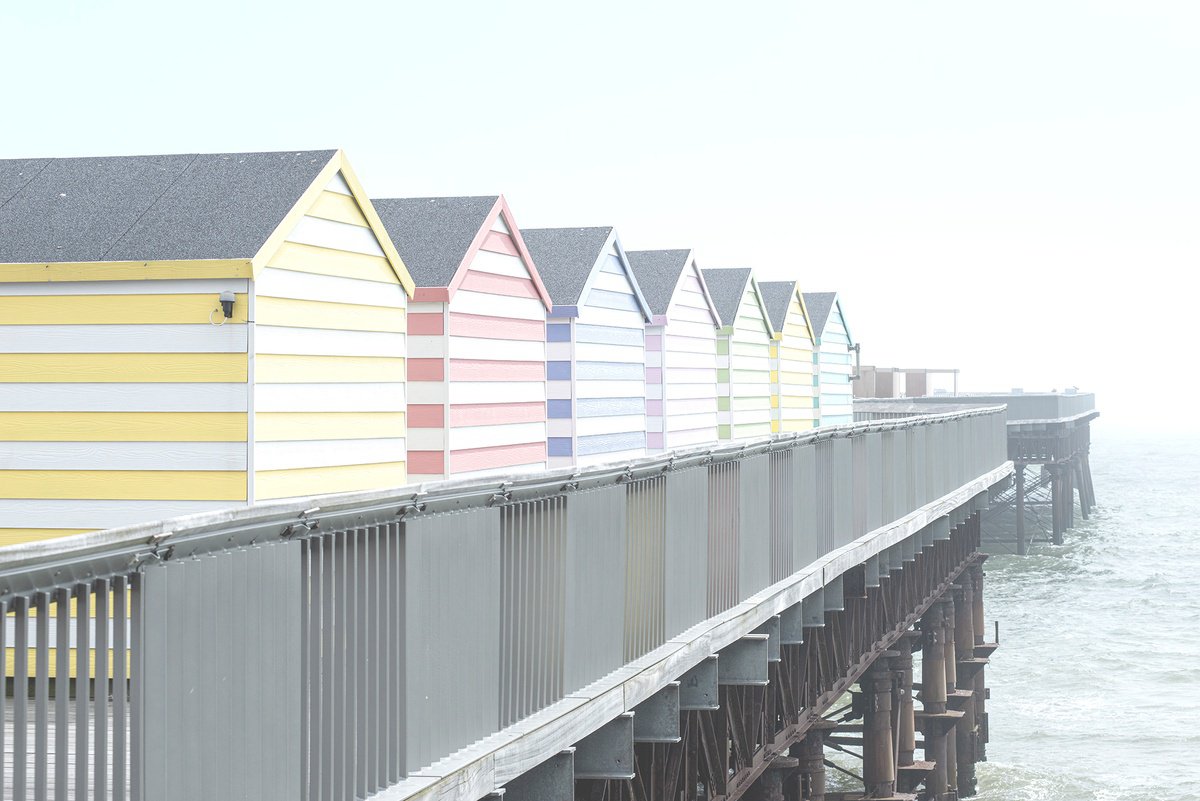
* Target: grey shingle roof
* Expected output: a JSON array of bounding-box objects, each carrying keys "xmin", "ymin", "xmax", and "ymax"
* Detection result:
[
  {"xmin": 758, "ymin": 280, "xmax": 798, "ymax": 332},
  {"xmin": 625, "ymin": 249, "xmax": 693, "ymax": 316},
  {"xmin": 700, "ymin": 268, "xmax": 754, "ymax": 329},
  {"xmin": 372, "ymin": 196, "xmax": 499, "ymax": 288},
  {"xmin": 520, "ymin": 227, "xmax": 613, "ymax": 306},
  {"xmin": 0, "ymin": 150, "xmax": 337, "ymax": 263},
  {"xmin": 803, "ymin": 292, "xmax": 837, "ymax": 337}
]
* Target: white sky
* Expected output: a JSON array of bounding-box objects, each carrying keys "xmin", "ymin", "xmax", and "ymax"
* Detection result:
[{"xmin": 3, "ymin": 1, "xmax": 1197, "ymax": 429}]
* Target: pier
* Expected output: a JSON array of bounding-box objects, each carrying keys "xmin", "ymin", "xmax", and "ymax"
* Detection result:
[
  {"xmin": 0, "ymin": 406, "xmax": 1010, "ymax": 801},
  {"xmin": 854, "ymin": 392, "xmax": 1099, "ymax": 553}
]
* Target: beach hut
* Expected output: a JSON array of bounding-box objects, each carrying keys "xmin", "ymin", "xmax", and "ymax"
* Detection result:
[
  {"xmin": 803, "ymin": 292, "xmax": 857, "ymax": 426},
  {"xmin": 373, "ymin": 196, "xmax": 552, "ymax": 482},
  {"xmin": 0, "ymin": 149, "xmax": 414, "ymax": 543},
  {"xmin": 521, "ymin": 227, "xmax": 652, "ymax": 468},
  {"xmin": 759, "ymin": 281, "xmax": 817, "ymax": 433},
  {"xmin": 625, "ymin": 250, "xmax": 721, "ymax": 451},
  {"xmin": 702, "ymin": 268, "xmax": 775, "ymax": 440}
]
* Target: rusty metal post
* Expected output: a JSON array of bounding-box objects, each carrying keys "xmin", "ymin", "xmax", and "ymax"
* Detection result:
[
  {"xmin": 1014, "ymin": 463, "xmax": 1027, "ymax": 556},
  {"xmin": 1073, "ymin": 458, "xmax": 1090, "ymax": 520},
  {"xmin": 971, "ymin": 563, "xmax": 990, "ymax": 764},
  {"xmin": 862, "ymin": 659, "xmax": 896, "ymax": 798}
]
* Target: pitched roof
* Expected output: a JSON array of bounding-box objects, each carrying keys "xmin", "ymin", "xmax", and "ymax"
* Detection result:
[
  {"xmin": 701, "ymin": 268, "xmax": 755, "ymax": 328},
  {"xmin": 625, "ymin": 249, "xmax": 693, "ymax": 315},
  {"xmin": 372, "ymin": 196, "xmax": 499, "ymax": 288},
  {"xmin": 803, "ymin": 292, "xmax": 837, "ymax": 337},
  {"xmin": 758, "ymin": 280, "xmax": 799, "ymax": 332},
  {"xmin": 520, "ymin": 226, "xmax": 614, "ymax": 306},
  {"xmin": 0, "ymin": 150, "xmax": 337, "ymax": 263}
]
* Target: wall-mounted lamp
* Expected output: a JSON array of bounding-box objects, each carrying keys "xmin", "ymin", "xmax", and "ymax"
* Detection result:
[{"xmin": 219, "ymin": 290, "xmax": 236, "ymax": 319}]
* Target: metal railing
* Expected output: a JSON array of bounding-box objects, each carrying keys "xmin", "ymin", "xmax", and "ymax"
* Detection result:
[{"xmin": 0, "ymin": 406, "xmax": 1008, "ymax": 801}]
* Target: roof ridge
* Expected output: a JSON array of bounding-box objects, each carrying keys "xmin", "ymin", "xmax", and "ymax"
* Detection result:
[
  {"xmin": 0, "ymin": 159, "xmax": 52, "ymax": 214},
  {"xmin": 99, "ymin": 153, "xmax": 199, "ymax": 261}
]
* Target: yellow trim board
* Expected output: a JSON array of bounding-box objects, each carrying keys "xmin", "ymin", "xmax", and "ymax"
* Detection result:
[
  {"xmin": 336, "ymin": 152, "xmax": 416, "ymax": 297},
  {"xmin": 0, "ymin": 260, "xmax": 253, "ymax": 283},
  {"xmin": 255, "ymin": 412, "xmax": 405, "ymax": 441},
  {"xmin": 256, "ymin": 296, "xmax": 405, "ymax": 333},
  {"xmin": 0, "ymin": 293, "xmax": 248, "ymax": 325},
  {"xmin": 0, "ymin": 353, "xmax": 247, "ymax": 383},
  {"xmin": 255, "ymin": 354, "xmax": 405, "ymax": 383},
  {"xmin": 256, "ymin": 461, "xmax": 407, "ymax": 500},
  {"xmin": 0, "ymin": 412, "xmax": 247, "ymax": 441},
  {"xmin": 0, "ymin": 469, "xmax": 246, "ymax": 501}
]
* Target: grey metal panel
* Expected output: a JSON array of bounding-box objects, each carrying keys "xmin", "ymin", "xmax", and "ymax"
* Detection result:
[
  {"xmin": 405, "ymin": 509, "xmax": 502, "ymax": 772},
  {"xmin": 501, "ymin": 750, "xmax": 575, "ymax": 801},
  {"xmin": 768, "ymin": 449, "xmax": 794, "ymax": 583},
  {"xmin": 500, "ymin": 498, "xmax": 567, "ymax": 726},
  {"xmin": 824, "ymin": 575, "xmax": 845, "ymax": 611},
  {"xmin": 832, "ymin": 438, "xmax": 854, "ymax": 548},
  {"xmin": 573, "ymin": 714, "xmax": 635, "ymax": 780},
  {"xmin": 624, "ymin": 477, "xmax": 666, "ymax": 662},
  {"xmin": 632, "ymin": 682, "xmax": 681, "ymax": 743},
  {"xmin": 802, "ymin": 589, "xmax": 825, "ymax": 627},
  {"xmin": 852, "ymin": 435, "xmax": 867, "ymax": 540},
  {"xmin": 717, "ymin": 635, "xmax": 769, "ymax": 686},
  {"xmin": 909, "ymin": 427, "xmax": 927, "ymax": 508},
  {"xmin": 565, "ymin": 485, "xmax": 627, "ymax": 692},
  {"xmin": 678, "ymin": 656, "xmax": 719, "ymax": 711},
  {"xmin": 780, "ymin": 602, "xmax": 805, "ymax": 645},
  {"xmin": 792, "ymin": 444, "xmax": 819, "ymax": 569},
  {"xmin": 663, "ymin": 466, "xmax": 709, "ymax": 639},
  {"xmin": 753, "ymin": 615, "xmax": 781, "ymax": 662},
  {"xmin": 738, "ymin": 453, "xmax": 771, "ymax": 598},
  {"xmin": 706, "ymin": 461, "xmax": 740, "ymax": 616},
  {"xmin": 140, "ymin": 540, "xmax": 302, "ymax": 801}
]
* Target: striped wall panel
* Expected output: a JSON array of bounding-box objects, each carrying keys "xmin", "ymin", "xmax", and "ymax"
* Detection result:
[
  {"xmin": 253, "ymin": 172, "xmax": 408, "ymax": 500},
  {"xmin": 817, "ymin": 303, "xmax": 854, "ymax": 426},
  {"xmin": 0, "ymin": 277, "xmax": 250, "ymax": 542},
  {"xmin": 717, "ymin": 283, "xmax": 773, "ymax": 441},
  {"xmin": 773, "ymin": 293, "xmax": 817, "ymax": 433},
  {"xmin": 647, "ymin": 264, "xmax": 719, "ymax": 452},
  {"xmin": 410, "ymin": 217, "xmax": 547, "ymax": 481},
  {"xmin": 550, "ymin": 250, "xmax": 647, "ymax": 467}
]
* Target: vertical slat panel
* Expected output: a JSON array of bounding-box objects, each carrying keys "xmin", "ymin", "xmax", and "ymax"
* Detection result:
[
  {"xmin": 14, "ymin": 596, "xmax": 28, "ymax": 801},
  {"xmin": 738, "ymin": 454, "xmax": 770, "ymax": 597},
  {"xmin": 813, "ymin": 440, "xmax": 834, "ymax": 557},
  {"xmin": 832, "ymin": 438, "xmax": 853, "ymax": 547},
  {"xmin": 113, "ymin": 576, "xmax": 128, "ymax": 801},
  {"xmin": 300, "ymin": 540, "xmax": 311, "ymax": 801},
  {"xmin": 54, "ymin": 589, "xmax": 69, "ymax": 801},
  {"xmin": 792, "ymin": 443, "xmax": 819, "ymax": 570},
  {"xmin": 404, "ymin": 510, "xmax": 501, "ymax": 773},
  {"xmin": 564, "ymin": 485, "xmax": 627, "ymax": 691},
  {"xmin": 95, "ymin": 577, "xmax": 110, "ymax": 801},
  {"xmin": 852, "ymin": 436, "xmax": 868, "ymax": 539},
  {"xmin": 320, "ymin": 534, "xmax": 334, "ymax": 801},
  {"xmin": 769, "ymin": 449, "xmax": 794, "ymax": 583},
  {"xmin": 624, "ymin": 476, "xmax": 666, "ymax": 661},
  {"xmin": 499, "ymin": 498, "xmax": 566, "ymax": 725},
  {"xmin": 130, "ymin": 576, "xmax": 142, "ymax": 801},
  {"xmin": 0, "ymin": 598, "xmax": 6, "ymax": 801},
  {"xmin": 707, "ymin": 460, "xmax": 740, "ymax": 615},
  {"xmin": 391, "ymin": 521, "xmax": 405, "ymax": 781},
  {"xmin": 663, "ymin": 466, "xmax": 708, "ymax": 639},
  {"xmin": 34, "ymin": 592, "xmax": 49, "ymax": 801}
]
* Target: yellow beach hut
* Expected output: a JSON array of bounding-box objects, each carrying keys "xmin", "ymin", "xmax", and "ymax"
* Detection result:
[
  {"xmin": 759, "ymin": 281, "xmax": 817, "ymax": 433},
  {"xmin": 0, "ymin": 149, "xmax": 414, "ymax": 544}
]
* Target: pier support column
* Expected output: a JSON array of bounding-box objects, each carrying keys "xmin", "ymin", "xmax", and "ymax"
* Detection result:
[
  {"xmin": 1050, "ymin": 465, "xmax": 1065, "ymax": 545},
  {"xmin": 1082, "ymin": 450, "xmax": 1097, "ymax": 508},
  {"xmin": 954, "ymin": 578, "xmax": 978, "ymax": 798},
  {"xmin": 862, "ymin": 659, "xmax": 896, "ymax": 798},
  {"xmin": 792, "ymin": 729, "xmax": 826, "ymax": 801},
  {"xmin": 970, "ymin": 563, "xmax": 990, "ymax": 764},
  {"xmin": 746, "ymin": 757, "xmax": 798, "ymax": 801},
  {"xmin": 1014, "ymin": 464, "xmax": 1027, "ymax": 555},
  {"xmin": 1073, "ymin": 457, "xmax": 1090, "ymax": 520},
  {"xmin": 916, "ymin": 603, "xmax": 958, "ymax": 801},
  {"xmin": 893, "ymin": 634, "xmax": 918, "ymax": 768},
  {"xmin": 941, "ymin": 597, "xmax": 959, "ymax": 794}
]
